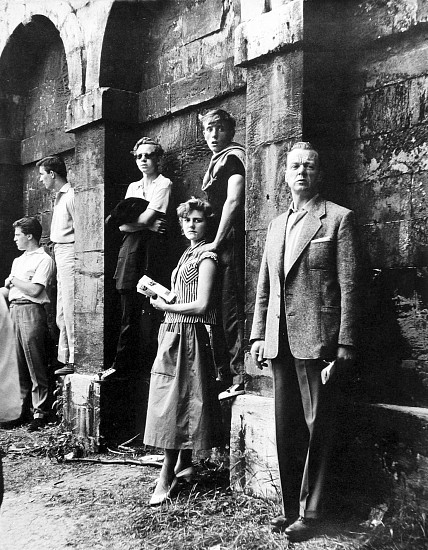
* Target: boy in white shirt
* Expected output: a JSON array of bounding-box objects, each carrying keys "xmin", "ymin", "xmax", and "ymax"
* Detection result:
[{"xmin": 1, "ymin": 217, "xmax": 55, "ymax": 431}]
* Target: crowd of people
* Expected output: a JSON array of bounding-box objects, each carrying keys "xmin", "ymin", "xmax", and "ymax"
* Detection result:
[{"xmin": 0, "ymin": 108, "xmax": 361, "ymax": 543}]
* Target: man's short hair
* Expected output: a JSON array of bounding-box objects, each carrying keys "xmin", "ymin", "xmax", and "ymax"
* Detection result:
[
  {"xmin": 290, "ymin": 141, "xmax": 318, "ymax": 154},
  {"xmin": 36, "ymin": 156, "xmax": 67, "ymax": 179},
  {"xmin": 288, "ymin": 141, "xmax": 320, "ymax": 166},
  {"xmin": 198, "ymin": 109, "xmax": 236, "ymax": 140},
  {"xmin": 131, "ymin": 137, "xmax": 164, "ymax": 158},
  {"xmin": 13, "ymin": 217, "xmax": 43, "ymax": 243}
]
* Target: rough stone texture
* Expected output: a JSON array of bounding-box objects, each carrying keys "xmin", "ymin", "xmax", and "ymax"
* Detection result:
[
  {"xmin": 0, "ymin": 0, "xmax": 88, "ymax": 96},
  {"xmin": 300, "ymin": 2, "xmax": 428, "ymax": 409},
  {"xmin": 73, "ymin": 123, "xmax": 106, "ymax": 374},
  {"xmin": 347, "ymin": 404, "xmax": 428, "ymax": 512},
  {"xmin": 139, "ymin": 0, "xmax": 240, "ymax": 90},
  {"xmin": 340, "ymin": 0, "xmax": 428, "ymax": 48},
  {"xmin": 0, "ymin": 164, "xmax": 23, "ymax": 283},
  {"xmin": 62, "ymin": 374, "xmax": 101, "ymax": 452},
  {"xmin": 230, "ymin": 394, "xmax": 280, "ymax": 502},
  {"xmin": 244, "ymin": 351, "xmax": 274, "ymax": 398},
  {"xmin": 235, "ymin": 0, "xmax": 303, "ymax": 66},
  {"xmin": 245, "ymin": 51, "xmax": 303, "ymax": 338}
]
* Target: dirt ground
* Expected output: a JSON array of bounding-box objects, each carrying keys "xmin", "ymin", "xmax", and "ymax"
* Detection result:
[{"xmin": 0, "ymin": 423, "xmax": 392, "ymax": 550}]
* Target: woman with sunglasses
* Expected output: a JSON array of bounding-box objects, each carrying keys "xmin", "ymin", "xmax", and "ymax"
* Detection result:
[
  {"xmin": 144, "ymin": 197, "xmax": 223, "ymax": 505},
  {"xmin": 106, "ymin": 137, "xmax": 173, "ymax": 381}
]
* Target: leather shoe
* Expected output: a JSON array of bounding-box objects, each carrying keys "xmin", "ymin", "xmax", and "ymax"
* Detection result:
[
  {"xmin": 284, "ymin": 516, "xmax": 318, "ymax": 542},
  {"xmin": 270, "ymin": 515, "xmax": 290, "ymax": 533},
  {"xmin": 28, "ymin": 417, "xmax": 47, "ymax": 432},
  {"xmin": 55, "ymin": 363, "xmax": 75, "ymax": 376}
]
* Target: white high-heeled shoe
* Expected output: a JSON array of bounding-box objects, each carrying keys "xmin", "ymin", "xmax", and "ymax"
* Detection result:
[{"xmin": 149, "ymin": 477, "xmax": 179, "ymax": 506}]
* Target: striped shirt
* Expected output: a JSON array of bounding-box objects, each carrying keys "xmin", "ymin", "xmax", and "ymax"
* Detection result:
[{"xmin": 164, "ymin": 240, "xmax": 218, "ymax": 325}]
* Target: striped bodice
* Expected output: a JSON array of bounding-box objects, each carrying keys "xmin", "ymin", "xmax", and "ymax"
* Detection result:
[{"xmin": 164, "ymin": 240, "xmax": 218, "ymax": 325}]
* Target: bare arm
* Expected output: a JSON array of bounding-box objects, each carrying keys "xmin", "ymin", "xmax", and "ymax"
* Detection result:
[
  {"xmin": 119, "ymin": 208, "xmax": 166, "ymax": 234},
  {"xmin": 5, "ymin": 275, "xmax": 44, "ymax": 298},
  {"xmin": 150, "ymin": 258, "xmax": 217, "ymax": 316}
]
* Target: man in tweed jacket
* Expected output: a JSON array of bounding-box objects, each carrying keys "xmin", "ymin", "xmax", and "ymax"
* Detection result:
[{"xmin": 250, "ymin": 142, "xmax": 360, "ymax": 542}]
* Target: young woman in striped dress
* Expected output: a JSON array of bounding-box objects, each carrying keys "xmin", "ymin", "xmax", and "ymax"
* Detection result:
[{"xmin": 144, "ymin": 197, "xmax": 223, "ymax": 505}]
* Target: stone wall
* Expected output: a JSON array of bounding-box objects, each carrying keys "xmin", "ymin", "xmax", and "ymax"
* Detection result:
[{"xmin": 300, "ymin": 0, "xmax": 428, "ymax": 407}]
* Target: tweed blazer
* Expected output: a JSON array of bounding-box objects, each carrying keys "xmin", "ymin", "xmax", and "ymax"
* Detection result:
[{"xmin": 250, "ymin": 196, "xmax": 360, "ymax": 360}]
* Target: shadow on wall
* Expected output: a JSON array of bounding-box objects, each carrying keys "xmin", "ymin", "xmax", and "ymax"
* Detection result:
[{"xmin": 356, "ymin": 261, "xmax": 420, "ymax": 407}]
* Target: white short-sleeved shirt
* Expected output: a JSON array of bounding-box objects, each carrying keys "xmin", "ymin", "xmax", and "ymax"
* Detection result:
[
  {"xmin": 9, "ymin": 248, "xmax": 55, "ymax": 304},
  {"xmin": 125, "ymin": 174, "xmax": 172, "ymax": 214},
  {"xmin": 50, "ymin": 183, "xmax": 75, "ymax": 243}
]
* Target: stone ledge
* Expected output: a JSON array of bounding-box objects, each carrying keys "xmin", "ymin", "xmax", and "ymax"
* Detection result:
[
  {"xmin": 230, "ymin": 396, "xmax": 428, "ymax": 512},
  {"xmin": 65, "ymin": 88, "xmax": 139, "ymax": 132},
  {"xmin": 234, "ymin": 0, "xmax": 303, "ymax": 67},
  {"xmin": 21, "ymin": 131, "xmax": 75, "ymax": 165},
  {"xmin": 139, "ymin": 59, "xmax": 246, "ymax": 123}
]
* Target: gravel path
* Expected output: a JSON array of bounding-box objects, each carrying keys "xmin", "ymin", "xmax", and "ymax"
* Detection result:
[
  {"xmin": 1, "ymin": 490, "xmax": 74, "ymax": 550},
  {"xmin": 0, "ymin": 450, "xmax": 155, "ymax": 550}
]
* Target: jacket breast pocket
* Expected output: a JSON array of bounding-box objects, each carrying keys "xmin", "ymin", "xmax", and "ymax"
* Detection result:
[{"xmin": 309, "ymin": 240, "xmax": 336, "ymax": 270}]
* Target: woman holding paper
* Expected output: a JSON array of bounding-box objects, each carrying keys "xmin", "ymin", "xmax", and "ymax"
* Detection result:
[{"xmin": 143, "ymin": 197, "xmax": 223, "ymax": 506}]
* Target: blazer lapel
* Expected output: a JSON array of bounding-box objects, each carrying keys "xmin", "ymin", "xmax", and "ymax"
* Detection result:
[
  {"xmin": 274, "ymin": 213, "xmax": 289, "ymax": 280},
  {"xmin": 285, "ymin": 198, "xmax": 326, "ymax": 280}
]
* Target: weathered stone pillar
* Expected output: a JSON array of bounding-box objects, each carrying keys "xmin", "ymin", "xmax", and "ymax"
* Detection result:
[
  {"xmin": 230, "ymin": 0, "xmax": 304, "ymax": 500},
  {"xmin": 64, "ymin": 88, "xmax": 140, "ymax": 447},
  {"xmin": 65, "ymin": 87, "xmax": 139, "ymax": 374}
]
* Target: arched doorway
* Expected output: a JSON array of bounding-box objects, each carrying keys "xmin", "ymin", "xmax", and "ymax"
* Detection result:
[{"xmin": 0, "ymin": 15, "xmax": 75, "ymax": 277}]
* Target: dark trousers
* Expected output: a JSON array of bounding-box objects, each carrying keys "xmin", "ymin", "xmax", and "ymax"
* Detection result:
[
  {"xmin": 113, "ymin": 290, "xmax": 161, "ymax": 375},
  {"xmin": 272, "ymin": 347, "xmax": 337, "ymax": 519},
  {"xmin": 214, "ymin": 235, "xmax": 245, "ymax": 383},
  {"xmin": 10, "ymin": 303, "xmax": 49, "ymax": 419}
]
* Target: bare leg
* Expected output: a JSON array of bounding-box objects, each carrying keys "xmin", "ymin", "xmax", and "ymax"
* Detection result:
[
  {"xmin": 175, "ymin": 449, "xmax": 193, "ymax": 474},
  {"xmin": 152, "ymin": 449, "xmax": 178, "ymax": 500}
]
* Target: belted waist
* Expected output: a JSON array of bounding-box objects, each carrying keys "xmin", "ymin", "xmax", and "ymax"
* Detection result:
[{"xmin": 10, "ymin": 300, "xmax": 42, "ymax": 306}]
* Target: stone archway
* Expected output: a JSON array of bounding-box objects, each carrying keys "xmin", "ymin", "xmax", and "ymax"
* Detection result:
[{"xmin": 0, "ymin": 14, "xmax": 74, "ymax": 280}]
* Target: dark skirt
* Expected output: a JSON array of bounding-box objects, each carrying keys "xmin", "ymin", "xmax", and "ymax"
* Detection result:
[{"xmin": 143, "ymin": 322, "xmax": 224, "ymax": 451}]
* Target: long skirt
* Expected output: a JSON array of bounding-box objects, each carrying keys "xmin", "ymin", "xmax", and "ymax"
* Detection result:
[{"xmin": 144, "ymin": 322, "xmax": 224, "ymax": 451}]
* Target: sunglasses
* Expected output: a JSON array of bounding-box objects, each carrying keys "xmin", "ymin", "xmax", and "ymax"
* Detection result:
[{"xmin": 135, "ymin": 152, "xmax": 157, "ymax": 160}]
